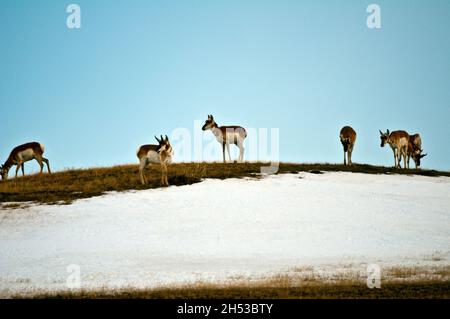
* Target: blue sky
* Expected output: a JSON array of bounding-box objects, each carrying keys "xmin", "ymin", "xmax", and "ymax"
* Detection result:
[{"xmin": 1, "ymin": 0, "xmax": 449, "ymax": 171}]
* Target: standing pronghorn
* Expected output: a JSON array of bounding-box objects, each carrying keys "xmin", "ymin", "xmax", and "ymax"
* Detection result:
[
  {"xmin": 379, "ymin": 130, "xmax": 409, "ymax": 169},
  {"xmin": 202, "ymin": 115, "xmax": 247, "ymax": 163},
  {"xmin": 0, "ymin": 142, "xmax": 51, "ymax": 180},
  {"xmin": 339, "ymin": 126, "xmax": 357, "ymax": 166},
  {"xmin": 137, "ymin": 135, "xmax": 173, "ymax": 186},
  {"xmin": 403, "ymin": 133, "xmax": 427, "ymax": 169}
]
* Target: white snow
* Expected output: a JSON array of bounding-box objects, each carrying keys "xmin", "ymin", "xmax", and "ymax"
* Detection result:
[{"xmin": 0, "ymin": 172, "xmax": 449, "ymax": 296}]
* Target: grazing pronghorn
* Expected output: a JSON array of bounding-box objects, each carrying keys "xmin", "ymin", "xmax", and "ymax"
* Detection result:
[
  {"xmin": 379, "ymin": 130, "xmax": 409, "ymax": 169},
  {"xmin": 339, "ymin": 126, "xmax": 357, "ymax": 166},
  {"xmin": 402, "ymin": 133, "xmax": 427, "ymax": 169},
  {"xmin": 202, "ymin": 115, "xmax": 247, "ymax": 163},
  {"xmin": 0, "ymin": 142, "xmax": 51, "ymax": 180},
  {"xmin": 137, "ymin": 135, "xmax": 173, "ymax": 186}
]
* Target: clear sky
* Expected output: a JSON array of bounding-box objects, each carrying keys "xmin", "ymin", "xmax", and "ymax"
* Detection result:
[{"xmin": 1, "ymin": 0, "xmax": 449, "ymax": 171}]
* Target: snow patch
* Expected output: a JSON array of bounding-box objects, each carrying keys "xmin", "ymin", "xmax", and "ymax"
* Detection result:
[{"xmin": 0, "ymin": 172, "xmax": 449, "ymax": 296}]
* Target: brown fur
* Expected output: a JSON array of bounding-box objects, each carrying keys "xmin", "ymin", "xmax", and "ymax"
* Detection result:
[
  {"xmin": 339, "ymin": 126, "xmax": 357, "ymax": 165},
  {"xmin": 136, "ymin": 144, "xmax": 160, "ymax": 159},
  {"xmin": 1, "ymin": 142, "xmax": 51, "ymax": 180},
  {"xmin": 380, "ymin": 130, "xmax": 410, "ymax": 169},
  {"xmin": 202, "ymin": 115, "xmax": 247, "ymax": 163},
  {"xmin": 405, "ymin": 134, "xmax": 426, "ymax": 168},
  {"xmin": 389, "ymin": 130, "xmax": 409, "ymax": 141},
  {"xmin": 137, "ymin": 136, "xmax": 173, "ymax": 186},
  {"xmin": 217, "ymin": 126, "xmax": 248, "ymax": 141}
]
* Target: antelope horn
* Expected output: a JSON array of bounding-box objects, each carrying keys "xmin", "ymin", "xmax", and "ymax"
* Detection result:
[
  {"xmin": 421, "ymin": 153, "xmax": 428, "ymax": 158},
  {"xmin": 165, "ymin": 135, "xmax": 169, "ymax": 141},
  {"xmin": 155, "ymin": 135, "xmax": 161, "ymax": 143}
]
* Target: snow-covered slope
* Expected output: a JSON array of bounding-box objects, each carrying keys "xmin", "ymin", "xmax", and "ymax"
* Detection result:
[{"xmin": 0, "ymin": 172, "xmax": 449, "ymax": 296}]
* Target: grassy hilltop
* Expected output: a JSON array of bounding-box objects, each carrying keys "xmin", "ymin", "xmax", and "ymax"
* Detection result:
[{"xmin": 1, "ymin": 162, "xmax": 449, "ymax": 207}]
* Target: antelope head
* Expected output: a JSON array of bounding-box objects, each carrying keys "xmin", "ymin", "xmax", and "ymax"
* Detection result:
[
  {"xmin": 340, "ymin": 136, "xmax": 351, "ymax": 144},
  {"xmin": 413, "ymin": 150, "xmax": 427, "ymax": 167},
  {"xmin": 379, "ymin": 129, "xmax": 390, "ymax": 147},
  {"xmin": 155, "ymin": 135, "xmax": 174, "ymax": 159},
  {"xmin": 202, "ymin": 114, "xmax": 217, "ymax": 131}
]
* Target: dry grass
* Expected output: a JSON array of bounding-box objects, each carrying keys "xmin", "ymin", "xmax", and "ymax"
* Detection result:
[
  {"xmin": 384, "ymin": 265, "xmax": 450, "ymax": 281},
  {"xmin": 27, "ymin": 266, "xmax": 450, "ymax": 299},
  {"xmin": 1, "ymin": 162, "xmax": 448, "ymax": 207},
  {"xmin": 32, "ymin": 282, "xmax": 450, "ymax": 299}
]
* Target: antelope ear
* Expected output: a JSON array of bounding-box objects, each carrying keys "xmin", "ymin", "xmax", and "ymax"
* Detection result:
[
  {"xmin": 207, "ymin": 114, "xmax": 211, "ymax": 119},
  {"xmin": 165, "ymin": 135, "xmax": 169, "ymax": 142},
  {"xmin": 155, "ymin": 135, "xmax": 161, "ymax": 143},
  {"xmin": 210, "ymin": 114, "xmax": 214, "ymax": 120},
  {"xmin": 387, "ymin": 129, "xmax": 390, "ymax": 135}
]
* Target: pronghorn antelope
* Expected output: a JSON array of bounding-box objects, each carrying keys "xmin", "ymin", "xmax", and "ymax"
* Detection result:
[
  {"xmin": 202, "ymin": 115, "xmax": 247, "ymax": 163},
  {"xmin": 0, "ymin": 142, "xmax": 51, "ymax": 180},
  {"xmin": 137, "ymin": 135, "xmax": 173, "ymax": 186},
  {"xmin": 379, "ymin": 129, "xmax": 409, "ymax": 169},
  {"xmin": 402, "ymin": 133, "xmax": 427, "ymax": 169},
  {"xmin": 339, "ymin": 126, "xmax": 357, "ymax": 166}
]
